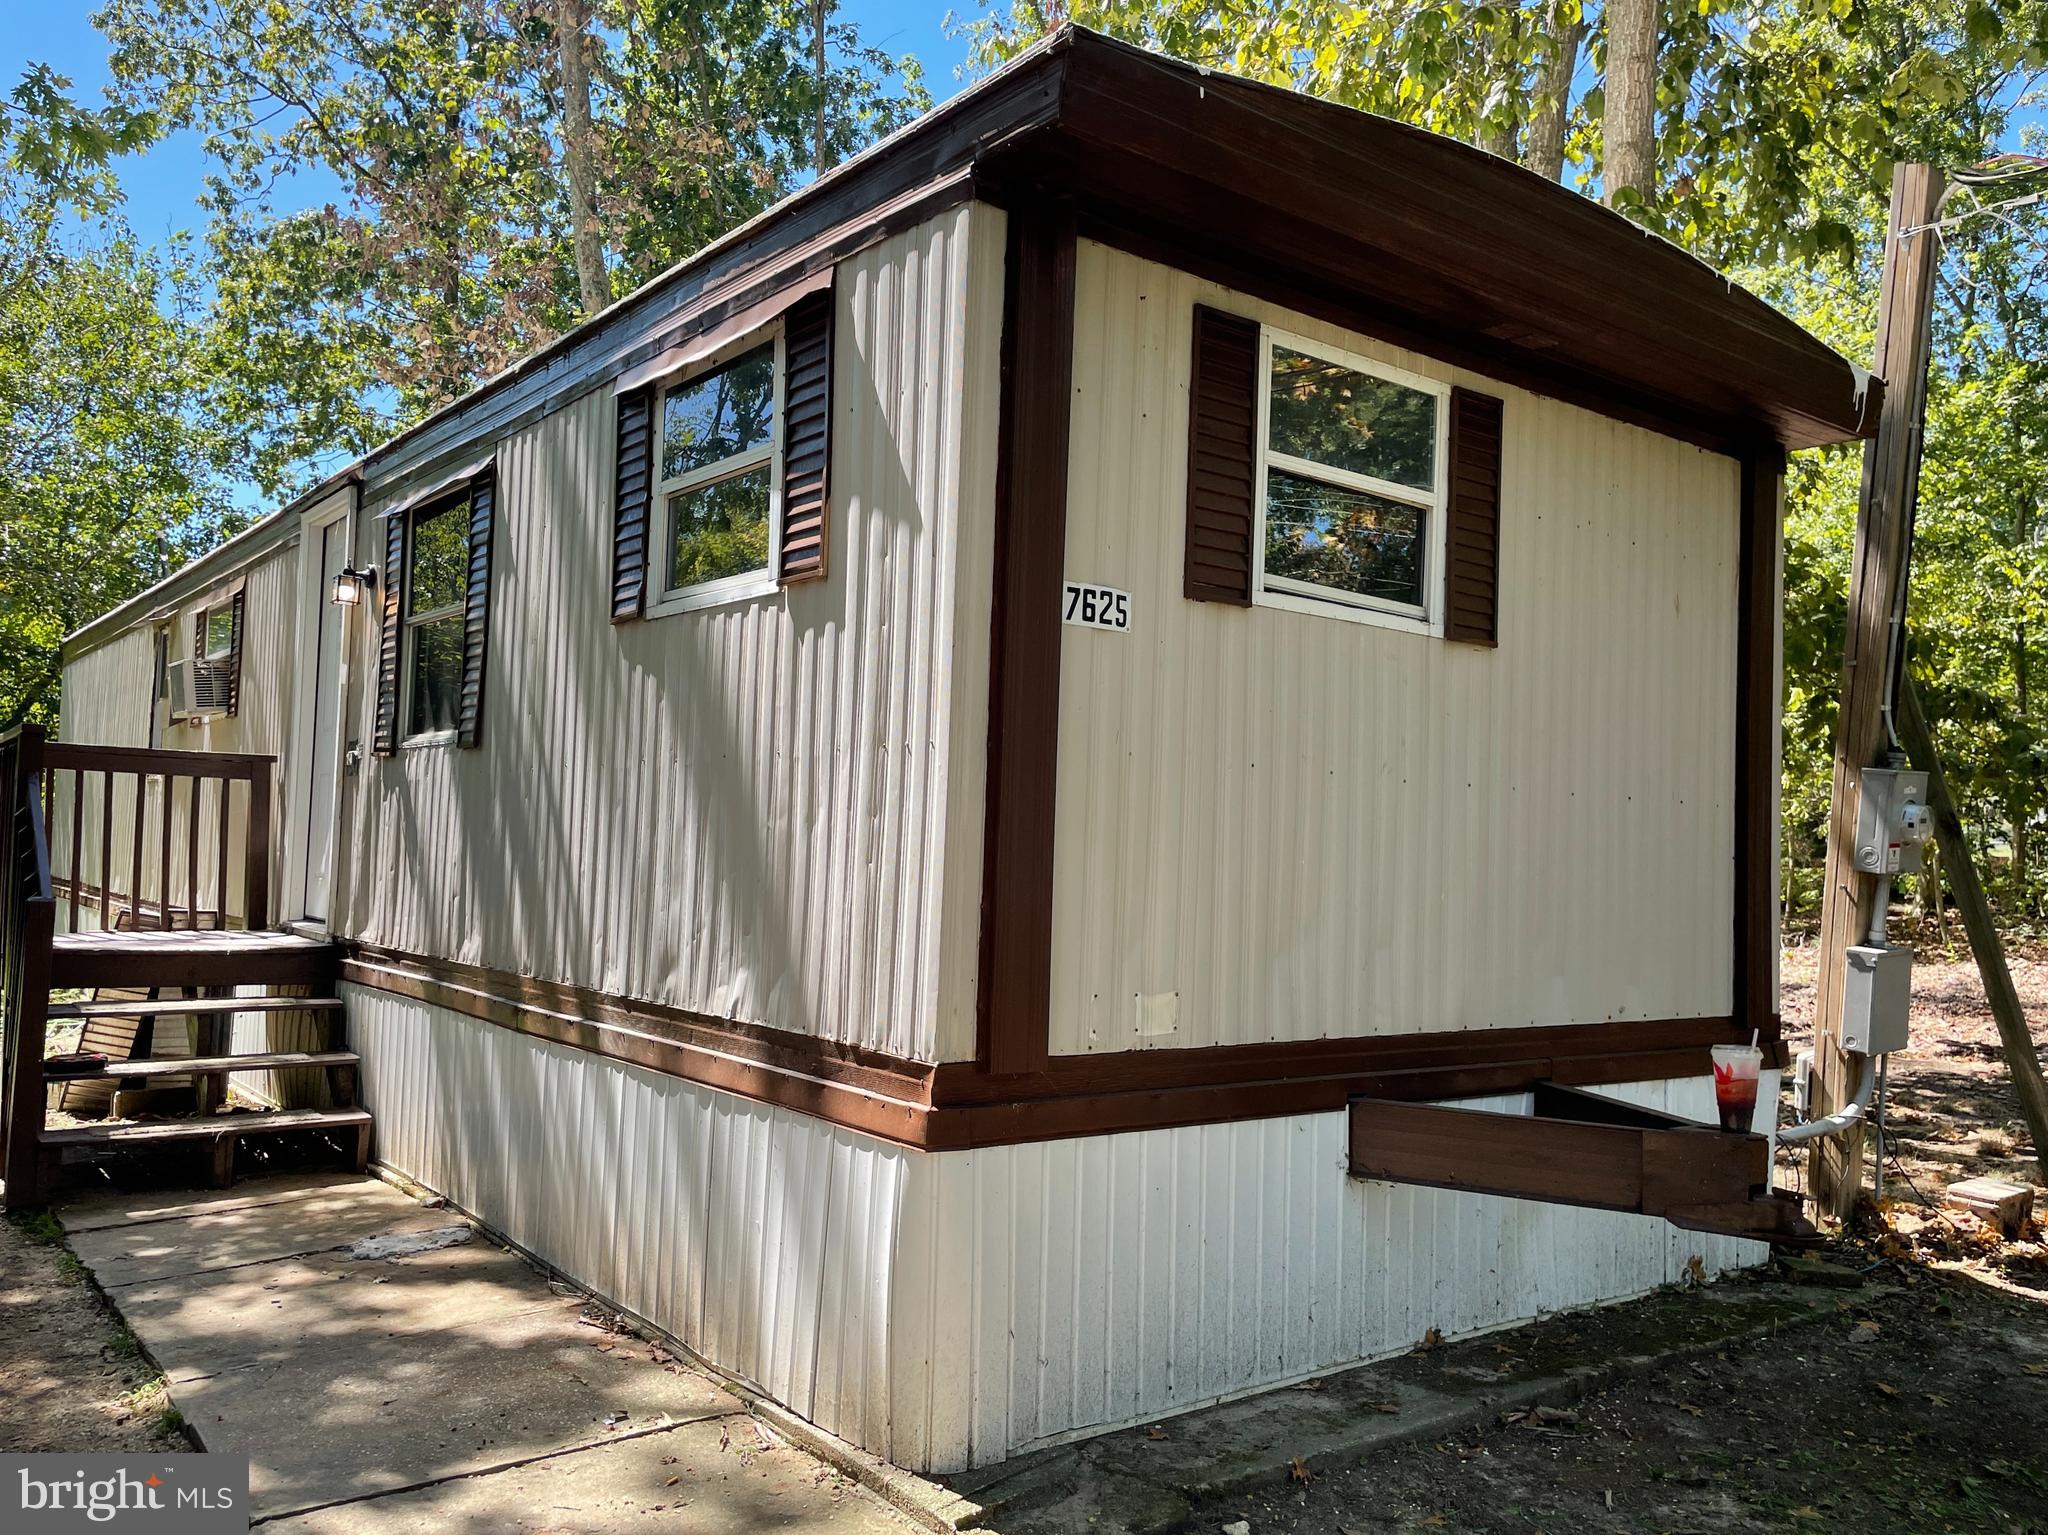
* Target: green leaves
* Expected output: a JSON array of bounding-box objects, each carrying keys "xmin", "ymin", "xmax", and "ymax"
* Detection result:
[{"xmin": 93, "ymin": 0, "xmax": 927, "ymax": 499}]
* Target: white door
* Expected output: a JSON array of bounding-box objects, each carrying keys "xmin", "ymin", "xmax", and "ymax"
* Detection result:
[{"xmin": 299, "ymin": 518, "xmax": 347, "ymax": 923}]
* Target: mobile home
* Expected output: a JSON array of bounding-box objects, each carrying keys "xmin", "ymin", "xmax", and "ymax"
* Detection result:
[{"xmin": 12, "ymin": 28, "xmax": 1874, "ymax": 1473}]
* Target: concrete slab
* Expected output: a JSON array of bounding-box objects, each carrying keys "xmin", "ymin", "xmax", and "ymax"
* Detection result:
[
  {"xmin": 176, "ymin": 1295, "xmax": 734, "ymax": 1518},
  {"xmin": 261, "ymin": 1414, "xmax": 911, "ymax": 1535},
  {"xmin": 67, "ymin": 1181, "xmax": 451, "ymax": 1287},
  {"xmin": 108, "ymin": 1239, "xmax": 580, "ymax": 1385},
  {"xmin": 58, "ymin": 1170, "xmax": 370, "ymax": 1234},
  {"xmin": 62, "ymin": 1175, "xmax": 756, "ymax": 1523}
]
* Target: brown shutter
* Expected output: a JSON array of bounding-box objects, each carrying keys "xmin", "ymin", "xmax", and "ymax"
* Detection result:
[
  {"xmin": 191, "ymin": 611, "xmax": 205, "ymax": 667},
  {"xmin": 457, "ymin": 471, "xmax": 496, "ymax": 749},
  {"xmin": 224, "ymin": 589, "xmax": 245, "ymax": 716},
  {"xmin": 612, "ymin": 388, "xmax": 654, "ymax": 620},
  {"xmin": 372, "ymin": 508, "xmax": 405, "ymax": 755},
  {"xmin": 1184, "ymin": 305, "xmax": 1260, "ymax": 605},
  {"xmin": 1444, "ymin": 387, "xmax": 1505, "ymax": 648},
  {"xmin": 778, "ymin": 285, "xmax": 834, "ymax": 584}
]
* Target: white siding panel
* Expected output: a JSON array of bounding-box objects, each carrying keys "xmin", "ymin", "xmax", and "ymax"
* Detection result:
[
  {"xmin": 60, "ymin": 628, "xmax": 156, "ymax": 747},
  {"xmin": 1052, "ymin": 240, "xmax": 1740, "ymax": 1054},
  {"xmin": 893, "ymin": 1075, "xmax": 1774, "ymax": 1469},
  {"xmin": 341, "ymin": 206, "xmax": 1000, "ymax": 1063},
  {"xmin": 348, "ymin": 984, "xmax": 1776, "ymax": 1474},
  {"xmin": 347, "ymin": 983, "xmax": 914, "ymax": 1453}
]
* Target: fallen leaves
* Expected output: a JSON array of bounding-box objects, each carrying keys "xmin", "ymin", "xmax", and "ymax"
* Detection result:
[
  {"xmin": 1146, "ymin": 1424, "xmax": 1168, "ymax": 1441},
  {"xmin": 1416, "ymin": 1326, "xmax": 1444, "ymax": 1353},
  {"xmin": 1289, "ymin": 1454, "xmax": 1314, "ymax": 1484}
]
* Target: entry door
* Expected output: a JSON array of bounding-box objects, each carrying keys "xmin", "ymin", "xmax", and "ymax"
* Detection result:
[{"xmin": 299, "ymin": 518, "xmax": 348, "ymax": 923}]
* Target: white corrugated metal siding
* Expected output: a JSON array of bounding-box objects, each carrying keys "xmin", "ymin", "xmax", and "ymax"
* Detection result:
[
  {"xmin": 351, "ymin": 984, "xmax": 1777, "ymax": 1474},
  {"xmin": 340, "ymin": 205, "xmax": 1002, "ymax": 1064},
  {"xmin": 348, "ymin": 983, "xmax": 910, "ymax": 1452},
  {"xmin": 59, "ymin": 627, "xmax": 157, "ymax": 747},
  {"xmin": 1051, "ymin": 240, "xmax": 1740, "ymax": 1054},
  {"xmin": 888, "ymin": 1071, "xmax": 1778, "ymax": 1469}
]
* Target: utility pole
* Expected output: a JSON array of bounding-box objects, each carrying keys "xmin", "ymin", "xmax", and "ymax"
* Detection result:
[{"xmin": 1809, "ymin": 162, "xmax": 1944, "ymax": 1218}]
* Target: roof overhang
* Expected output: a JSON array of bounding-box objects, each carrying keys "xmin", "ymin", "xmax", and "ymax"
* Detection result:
[{"xmin": 978, "ymin": 31, "xmax": 1876, "ymax": 455}]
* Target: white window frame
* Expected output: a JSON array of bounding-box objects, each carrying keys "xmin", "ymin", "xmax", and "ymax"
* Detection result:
[
  {"xmin": 398, "ymin": 492, "xmax": 471, "ymax": 750},
  {"xmin": 645, "ymin": 330, "xmax": 786, "ymax": 619},
  {"xmin": 1252, "ymin": 325, "xmax": 1451, "ymax": 637}
]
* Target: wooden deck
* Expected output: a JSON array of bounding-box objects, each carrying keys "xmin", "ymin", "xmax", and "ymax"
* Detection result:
[{"xmin": 51, "ymin": 929, "xmax": 339, "ymax": 990}]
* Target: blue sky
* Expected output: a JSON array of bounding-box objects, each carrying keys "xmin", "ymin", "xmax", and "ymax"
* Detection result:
[{"xmin": 9, "ymin": 1, "xmax": 977, "ymax": 248}]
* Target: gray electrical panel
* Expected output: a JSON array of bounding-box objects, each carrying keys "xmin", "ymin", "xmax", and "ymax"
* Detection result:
[
  {"xmin": 1854, "ymin": 766, "xmax": 1932, "ymax": 875},
  {"xmin": 1841, "ymin": 943, "xmax": 1912, "ymax": 1055}
]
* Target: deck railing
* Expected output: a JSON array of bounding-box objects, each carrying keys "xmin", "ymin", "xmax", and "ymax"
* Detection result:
[
  {"xmin": 0, "ymin": 724, "xmax": 55, "ymax": 1204},
  {"xmin": 41, "ymin": 742, "xmax": 275, "ymax": 935},
  {"xmin": 0, "ymin": 730, "xmax": 280, "ymax": 1206}
]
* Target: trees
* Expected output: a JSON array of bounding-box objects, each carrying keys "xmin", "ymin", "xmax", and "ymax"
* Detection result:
[
  {"xmin": 0, "ymin": 70, "xmax": 244, "ymax": 727},
  {"xmin": 95, "ymin": 0, "xmax": 926, "ymax": 498}
]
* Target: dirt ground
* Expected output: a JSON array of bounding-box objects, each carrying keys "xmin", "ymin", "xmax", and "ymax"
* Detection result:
[
  {"xmin": 1235, "ymin": 1263, "xmax": 2048, "ymax": 1534},
  {"xmin": 1226, "ymin": 939, "xmax": 2048, "ymax": 1535},
  {"xmin": 1779, "ymin": 937, "xmax": 2048, "ymax": 1205},
  {"xmin": 0, "ymin": 1211, "xmax": 185, "ymax": 1454}
]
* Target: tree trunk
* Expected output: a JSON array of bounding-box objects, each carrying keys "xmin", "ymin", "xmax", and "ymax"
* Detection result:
[
  {"xmin": 1901, "ymin": 677, "xmax": 2048, "ymax": 1184},
  {"xmin": 557, "ymin": 0, "xmax": 608, "ymax": 318},
  {"xmin": 813, "ymin": 0, "xmax": 831, "ymax": 177},
  {"xmin": 1524, "ymin": 7, "xmax": 1585, "ymax": 182},
  {"xmin": 1602, "ymin": 0, "xmax": 1658, "ymax": 206}
]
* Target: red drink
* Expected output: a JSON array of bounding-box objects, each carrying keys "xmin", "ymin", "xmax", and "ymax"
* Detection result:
[{"xmin": 1711, "ymin": 1044, "xmax": 1764, "ymax": 1134}]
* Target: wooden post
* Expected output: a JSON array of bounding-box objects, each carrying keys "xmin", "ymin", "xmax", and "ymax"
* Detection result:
[
  {"xmin": 1899, "ymin": 678, "xmax": 2048, "ymax": 1183},
  {"xmin": 245, "ymin": 766, "xmax": 272, "ymax": 932},
  {"xmin": 3, "ymin": 899, "xmax": 54, "ymax": 1208},
  {"xmin": 1809, "ymin": 163, "xmax": 1944, "ymax": 1216}
]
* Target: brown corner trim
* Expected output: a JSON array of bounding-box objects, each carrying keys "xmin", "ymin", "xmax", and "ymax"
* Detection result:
[
  {"xmin": 338, "ymin": 943, "xmax": 1778, "ymax": 1152},
  {"xmin": 1735, "ymin": 448, "xmax": 1787, "ymax": 1050},
  {"xmin": 975, "ymin": 197, "xmax": 1079, "ymax": 1076}
]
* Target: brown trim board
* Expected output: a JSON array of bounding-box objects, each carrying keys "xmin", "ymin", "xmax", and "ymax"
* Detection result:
[
  {"xmin": 1735, "ymin": 447, "xmax": 1787, "ymax": 1051},
  {"xmin": 340, "ymin": 944, "xmax": 1779, "ymax": 1152},
  {"xmin": 975, "ymin": 199, "xmax": 1078, "ymax": 1076}
]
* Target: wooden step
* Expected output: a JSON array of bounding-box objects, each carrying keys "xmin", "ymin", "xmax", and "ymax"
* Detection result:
[
  {"xmin": 52, "ymin": 1050, "xmax": 358, "ymax": 1083},
  {"xmin": 51, "ymin": 930, "xmax": 338, "ymax": 990},
  {"xmin": 41, "ymin": 1106, "xmax": 370, "ymax": 1149},
  {"xmin": 47, "ymin": 995, "xmax": 344, "ymax": 1022}
]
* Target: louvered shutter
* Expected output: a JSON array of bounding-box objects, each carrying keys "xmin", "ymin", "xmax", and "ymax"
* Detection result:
[
  {"xmin": 225, "ymin": 589, "xmax": 245, "ymax": 715},
  {"xmin": 778, "ymin": 287, "xmax": 834, "ymax": 584},
  {"xmin": 1184, "ymin": 306, "xmax": 1260, "ymax": 605},
  {"xmin": 457, "ymin": 471, "xmax": 496, "ymax": 748},
  {"xmin": 612, "ymin": 388, "xmax": 654, "ymax": 620},
  {"xmin": 372, "ymin": 508, "xmax": 405, "ymax": 755},
  {"xmin": 1444, "ymin": 387, "xmax": 1504, "ymax": 647}
]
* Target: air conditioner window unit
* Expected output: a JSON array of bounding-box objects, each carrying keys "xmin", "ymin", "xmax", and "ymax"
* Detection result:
[{"xmin": 167, "ymin": 657, "xmax": 231, "ymax": 718}]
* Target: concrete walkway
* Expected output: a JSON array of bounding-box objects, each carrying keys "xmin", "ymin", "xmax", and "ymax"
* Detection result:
[{"xmin": 58, "ymin": 1172, "xmax": 909, "ymax": 1533}]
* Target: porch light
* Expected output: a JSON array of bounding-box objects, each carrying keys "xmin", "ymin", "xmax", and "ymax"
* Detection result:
[{"xmin": 331, "ymin": 565, "xmax": 377, "ymax": 607}]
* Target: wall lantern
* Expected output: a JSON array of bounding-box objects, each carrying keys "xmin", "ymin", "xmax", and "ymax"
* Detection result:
[{"xmin": 331, "ymin": 565, "xmax": 377, "ymax": 607}]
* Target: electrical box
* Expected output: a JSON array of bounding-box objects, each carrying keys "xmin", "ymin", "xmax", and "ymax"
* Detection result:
[
  {"xmin": 1841, "ymin": 943, "xmax": 1912, "ymax": 1055},
  {"xmin": 1854, "ymin": 766, "xmax": 1931, "ymax": 875}
]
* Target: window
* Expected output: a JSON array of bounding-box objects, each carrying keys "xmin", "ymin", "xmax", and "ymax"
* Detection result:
[
  {"xmin": 201, "ymin": 605, "xmax": 236, "ymax": 661},
  {"xmin": 1255, "ymin": 330, "xmax": 1448, "ymax": 630},
  {"xmin": 404, "ymin": 493, "xmax": 472, "ymax": 741},
  {"xmin": 650, "ymin": 339, "xmax": 782, "ymax": 614}
]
